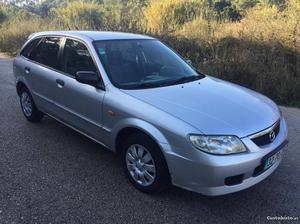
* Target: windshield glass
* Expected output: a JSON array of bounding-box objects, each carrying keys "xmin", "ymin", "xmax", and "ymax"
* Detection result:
[{"xmin": 93, "ymin": 39, "xmax": 204, "ymax": 89}]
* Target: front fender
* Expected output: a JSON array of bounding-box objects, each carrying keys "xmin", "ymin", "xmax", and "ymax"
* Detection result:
[
  {"xmin": 110, "ymin": 117, "xmax": 170, "ymax": 152},
  {"xmin": 15, "ymin": 76, "xmax": 30, "ymax": 89}
]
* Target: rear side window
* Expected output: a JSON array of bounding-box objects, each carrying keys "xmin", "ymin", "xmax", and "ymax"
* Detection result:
[
  {"xmin": 62, "ymin": 39, "xmax": 97, "ymax": 76},
  {"xmin": 21, "ymin": 38, "xmax": 42, "ymax": 58},
  {"xmin": 29, "ymin": 37, "xmax": 62, "ymax": 70}
]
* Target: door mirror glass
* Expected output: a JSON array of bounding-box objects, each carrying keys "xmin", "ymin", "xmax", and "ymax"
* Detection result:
[{"xmin": 75, "ymin": 71, "xmax": 100, "ymax": 86}]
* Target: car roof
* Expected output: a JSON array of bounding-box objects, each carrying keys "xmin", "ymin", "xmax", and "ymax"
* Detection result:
[{"xmin": 30, "ymin": 31, "xmax": 154, "ymax": 41}]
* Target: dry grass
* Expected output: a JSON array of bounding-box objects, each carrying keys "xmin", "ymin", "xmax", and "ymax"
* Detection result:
[
  {"xmin": 0, "ymin": 0, "xmax": 299, "ymax": 106},
  {"xmin": 0, "ymin": 19, "xmax": 58, "ymax": 55},
  {"xmin": 167, "ymin": 2, "xmax": 300, "ymax": 106}
]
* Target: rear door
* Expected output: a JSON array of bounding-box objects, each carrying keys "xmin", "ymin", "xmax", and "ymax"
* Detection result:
[
  {"xmin": 52, "ymin": 38, "xmax": 106, "ymax": 143},
  {"xmin": 22, "ymin": 36, "xmax": 63, "ymax": 114}
]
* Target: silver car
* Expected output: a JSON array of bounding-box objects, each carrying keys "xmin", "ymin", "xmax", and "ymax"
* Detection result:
[{"xmin": 13, "ymin": 31, "xmax": 288, "ymax": 196}]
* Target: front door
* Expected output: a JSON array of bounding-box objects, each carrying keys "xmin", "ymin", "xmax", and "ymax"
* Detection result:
[{"xmin": 53, "ymin": 38, "xmax": 106, "ymax": 143}]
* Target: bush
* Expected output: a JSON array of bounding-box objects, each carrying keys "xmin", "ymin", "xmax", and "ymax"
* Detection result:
[
  {"xmin": 170, "ymin": 1, "xmax": 300, "ymax": 105},
  {"xmin": 52, "ymin": 1, "xmax": 105, "ymax": 30},
  {"xmin": 0, "ymin": 7, "xmax": 7, "ymax": 24},
  {"xmin": 52, "ymin": 0, "xmax": 125, "ymax": 31},
  {"xmin": 0, "ymin": 0, "xmax": 299, "ymax": 106},
  {"xmin": 143, "ymin": 0, "xmax": 206, "ymax": 34},
  {"xmin": 0, "ymin": 19, "xmax": 57, "ymax": 55}
]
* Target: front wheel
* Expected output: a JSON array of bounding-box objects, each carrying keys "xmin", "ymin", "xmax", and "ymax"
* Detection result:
[
  {"xmin": 19, "ymin": 88, "xmax": 44, "ymax": 122},
  {"xmin": 121, "ymin": 133, "xmax": 170, "ymax": 193}
]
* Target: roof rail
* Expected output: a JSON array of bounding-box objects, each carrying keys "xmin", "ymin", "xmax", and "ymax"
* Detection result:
[{"xmin": 28, "ymin": 33, "xmax": 36, "ymax": 40}]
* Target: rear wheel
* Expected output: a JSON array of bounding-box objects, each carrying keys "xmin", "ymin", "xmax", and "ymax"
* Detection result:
[
  {"xmin": 19, "ymin": 88, "xmax": 43, "ymax": 122},
  {"xmin": 121, "ymin": 133, "xmax": 170, "ymax": 193}
]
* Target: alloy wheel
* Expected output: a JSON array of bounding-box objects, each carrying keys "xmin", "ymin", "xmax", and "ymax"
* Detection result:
[
  {"xmin": 21, "ymin": 92, "xmax": 32, "ymax": 117},
  {"xmin": 126, "ymin": 144, "xmax": 156, "ymax": 186}
]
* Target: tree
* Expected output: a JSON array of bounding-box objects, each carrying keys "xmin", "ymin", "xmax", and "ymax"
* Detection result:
[
  {"xmin": 0, "ymin": 7, "xmax": 7, "ymax": 24},
  {"xmin": 213, "ymin": 0, "xmax": 242, "ymax": 21},
  {"xmin": 232, "ymin": 0, "xmax": 259, "ymax": 11},
  {"xmin": 29, "ymin": 0, "xmax": 66, "ymax": 17}
]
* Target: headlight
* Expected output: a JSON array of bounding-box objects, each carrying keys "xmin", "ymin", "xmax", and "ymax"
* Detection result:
[{"xmin": 189, "ymin": 135, "xmax": 247, "ymax": 155}]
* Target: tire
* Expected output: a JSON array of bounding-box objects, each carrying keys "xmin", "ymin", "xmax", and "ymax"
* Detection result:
[
  {"xmin": 19, "ymin": 87, "xmax": 44, "ymax": 122},
  {"xmin": 121, "ymin": 132, "xmax": 170, "ymax": 193}
]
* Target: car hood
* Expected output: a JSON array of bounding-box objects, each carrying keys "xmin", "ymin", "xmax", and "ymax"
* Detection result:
[{"xmin": 121, "ymin": 76, "xmax": 280, "ymax": 137}]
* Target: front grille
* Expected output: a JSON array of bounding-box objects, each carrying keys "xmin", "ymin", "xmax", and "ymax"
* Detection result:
[{"xmin": 251, "ymin": 121, "xmax": 280, "ymax": 146}]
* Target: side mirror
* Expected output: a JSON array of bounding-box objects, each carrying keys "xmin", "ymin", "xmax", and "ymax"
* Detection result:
[{"xmin": 75, "ymin": 71, "xmax": 100, "ymax": 86}]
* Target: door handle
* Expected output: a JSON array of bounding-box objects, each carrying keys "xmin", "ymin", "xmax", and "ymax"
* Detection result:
[
  {"xmin": 56, "ymin": 79, "xmax": 65, "ymax": 87},
  {"xmin": 24, "ymin": 67, "xmax": 30, "ymax": 75}
]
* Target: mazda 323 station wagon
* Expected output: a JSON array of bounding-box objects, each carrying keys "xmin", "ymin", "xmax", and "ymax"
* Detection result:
[{"xmin": 13, "ymin": 31, "xmax": 288, "ymax": 195}]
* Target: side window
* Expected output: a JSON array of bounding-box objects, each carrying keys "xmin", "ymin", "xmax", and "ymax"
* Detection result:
[
  {"xmin": 29, "ymin": 37, "xmax": 62, "ymax": 70},
  {"xmin": 62, "ymin": 39, "xmax": 97, "ymax": 76},
  {"xmin": 20, "ymin": 38, "xmax": 42, "ymax": 58}
]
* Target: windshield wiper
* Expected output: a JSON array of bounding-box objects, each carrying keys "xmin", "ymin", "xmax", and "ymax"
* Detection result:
[
  {"xmin": 123, "ymin": 74, "xmax": 205, "ymax": 89},
  {"xmin": 169, "ymin": 75, "xmax": 203, "ymax": 85},
  {"xmin": 129, "ymin": 81, "xmax": 159, "ymax": 89}
]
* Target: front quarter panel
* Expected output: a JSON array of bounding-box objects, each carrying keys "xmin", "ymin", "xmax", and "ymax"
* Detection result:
[{"xmin": 102, "ymin": 84, "xmax": 200, "ymax": 152}]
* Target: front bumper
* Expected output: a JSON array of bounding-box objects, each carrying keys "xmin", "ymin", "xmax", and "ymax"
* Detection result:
[{"xmin": 162, "ymin": 118, "xmax": 288, "ymax": 196}]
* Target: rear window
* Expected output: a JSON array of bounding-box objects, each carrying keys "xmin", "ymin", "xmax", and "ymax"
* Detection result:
[
  {"xmin": 20, "ymin": 38, "xmax": 42, "ymax": 58},
  {"xmin": 29, "ymin": 37, "xmax": 62, "ymax": 70}
]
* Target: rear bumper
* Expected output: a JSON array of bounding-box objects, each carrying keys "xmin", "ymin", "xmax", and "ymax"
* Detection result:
[{"xmin": 162, "ymin": 118, "xmax": 288, "ymax": 196}]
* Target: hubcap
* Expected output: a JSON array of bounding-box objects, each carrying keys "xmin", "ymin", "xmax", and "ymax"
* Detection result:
[
  {"xmin": 126, "ymin": 144, "xmax": 156, "ymax": 186},
  {"xmin": 21, "ymin": 92, "xmax": 32, "ymax": 117}
]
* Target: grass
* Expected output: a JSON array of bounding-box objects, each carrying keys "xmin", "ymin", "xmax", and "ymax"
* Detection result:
[{"xmin": 0, "ymin": 0, "xmax": 299, "ymax": 107}]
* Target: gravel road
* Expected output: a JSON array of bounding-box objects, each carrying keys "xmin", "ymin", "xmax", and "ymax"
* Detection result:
[{"xmin": 0, "ymin": 58, "xmax": 299, "ymax": 224}]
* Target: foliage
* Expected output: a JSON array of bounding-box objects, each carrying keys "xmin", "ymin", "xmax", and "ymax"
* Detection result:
[
  {"xmin": 0, "ymin": 0, "xmax": 299, "ymax": 106},
  {"xmin": 0, "ymin": 18, "xmax": 58, "ymax": 55},
  {"xmin": 143, "ymin": 0, "xmax": 206, "ymax": 34},
  {"xmin": 232, "ymin": 0, "xmax": 259, "ymax": 11},
  {"xmin": 0, "ymin": 8, "xmax": 7, "ymax": 24},
  {"xmin": 213, "ymin": 0, "xmax": 242, "ymax": 21},
  {"xmin": 120, "ymin": 0, "xmax": 146, "ymax": 32},
  {"xmin": 52, "ymin": 1, "xmax": 104, "ymax": 30}
]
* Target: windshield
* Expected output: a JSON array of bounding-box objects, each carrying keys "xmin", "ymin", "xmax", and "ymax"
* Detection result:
[{"xmin": 93, "ymin": 39, "xmax": 204, "ymax": 89}]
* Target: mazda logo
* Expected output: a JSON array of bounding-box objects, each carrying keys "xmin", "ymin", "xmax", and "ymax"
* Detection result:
[{"xmin": 269, "ymin": 131, "xmax": 276, "ymax": 142}]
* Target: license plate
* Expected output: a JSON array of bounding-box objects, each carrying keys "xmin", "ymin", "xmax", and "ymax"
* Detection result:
[{"xmin": 264, "ymin": 150, "xmax": 282, "ymax": 170}]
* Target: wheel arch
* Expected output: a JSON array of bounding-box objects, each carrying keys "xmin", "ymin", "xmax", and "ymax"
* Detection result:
[
  {"xmin": 112, "ymin": 118, "xmax": 169, "ymax": 155},
  {"xmin": 16, "ymin": 81, "xmax": 28, "ymax": 96},
  {"xmin": 114, "ymin": 121, "xmax": 172, "ymax": 186}
]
